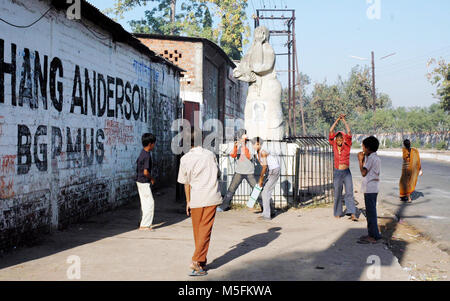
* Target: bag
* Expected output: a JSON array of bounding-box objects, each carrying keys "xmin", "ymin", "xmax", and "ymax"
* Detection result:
[{"xmin": 247, "ymin": 185, "xmax": 262, "ymax": 208}]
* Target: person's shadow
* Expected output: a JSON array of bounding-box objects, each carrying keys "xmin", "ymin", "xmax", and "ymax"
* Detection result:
[{"xmin": 207, "ymin": 227, "xmax": 282, "ymax": 270}]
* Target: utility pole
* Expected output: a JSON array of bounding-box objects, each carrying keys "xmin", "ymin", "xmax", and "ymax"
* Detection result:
[
  {"xmin": 371, "ymin": 51, "xmax": 376, "ymax": 112},
  {"xmin": 254, "ymin": 9, "xmax": 306, "ymax": 137},
  {"xmin": 170, "ymin": 0, "xmax": 176, "ymax": 34}
]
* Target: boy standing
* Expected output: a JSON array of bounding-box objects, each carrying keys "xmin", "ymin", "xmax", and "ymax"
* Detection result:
[
  {"xmin": 177, "ymin": 128, "xmax": 222, "ymax": 276},
  {"xmin": 217, "ymin": 130, "xmax": 258, "ymax": 212},
  {"xmin": 357, "ymin": 136, "xmax": 382, "ymax": 244},
  {"xmin": 329, "ymin": 114, "xmax": 358, "ymax": 221},
  {"xmin": 136, "ymin": 133, "xmax": 156, "ymax": 231},
  {"xmin": 252, "ymin": 137, "xmax": 281, "ymax": 221}
]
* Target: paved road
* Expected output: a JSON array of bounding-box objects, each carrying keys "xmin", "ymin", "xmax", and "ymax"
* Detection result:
[{"xmin": 349, "ymin": 154, "xmax": 450, "ymax": 251}]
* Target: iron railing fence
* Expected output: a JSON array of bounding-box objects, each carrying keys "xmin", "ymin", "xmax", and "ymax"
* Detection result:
[
  {"xmin": 218, "ymin": 137, "xmax": 334, "ymax": 209},
  {"xmin": 288, "ymin": 136, "xmax": 334, "ymax": 206}
]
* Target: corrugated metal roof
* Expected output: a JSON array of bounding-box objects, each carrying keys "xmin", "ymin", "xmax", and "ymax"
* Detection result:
[{"xmin": 49, "ymin": 0, "xmax": 185, "ymax": 73}]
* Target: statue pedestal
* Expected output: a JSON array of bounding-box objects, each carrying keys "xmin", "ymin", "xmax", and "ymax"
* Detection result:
[{"xmin": 218, "ymin": 141, "xmax": 299, "ymax": 208}]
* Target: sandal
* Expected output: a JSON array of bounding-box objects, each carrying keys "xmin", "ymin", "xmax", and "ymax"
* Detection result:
[
  {"xmin": 138, "ymin": 227, "xmax": 155, "ymax": 231},
  {"xmin": 189, "ymin": 269, "xmax": 208, "ymax": 276},
  {"xmin": 189, "ymin": 261, "xmax": 208, "ymax": 276}
]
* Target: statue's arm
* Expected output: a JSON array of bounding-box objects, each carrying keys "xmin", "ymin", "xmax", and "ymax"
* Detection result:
[{"xmin": 252, "ymin": 46, "xmax": 275, "ymax": 74}]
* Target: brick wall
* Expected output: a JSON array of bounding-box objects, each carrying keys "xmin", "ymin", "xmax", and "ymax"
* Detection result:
[{"xmin": 0, "ymin": 0, "xmax": 181, "ymax": 251}]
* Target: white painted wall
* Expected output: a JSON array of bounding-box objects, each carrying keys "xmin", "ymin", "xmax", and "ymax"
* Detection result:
[{"xmin": 0, "ymin": 0, "xmax": 180, "ymax": 245}]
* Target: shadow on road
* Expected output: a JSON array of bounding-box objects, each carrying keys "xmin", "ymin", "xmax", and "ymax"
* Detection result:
[
  {"xmin": 207, "ymin": 227, "xmax": 282, "ymax": 271},
  {"xmin": 207, "ymin": 227, "xmax": 404, "ymax": 280},
  {"xmin": 0, "ymin": 187, "xmax": 188, "ymax": 270}
]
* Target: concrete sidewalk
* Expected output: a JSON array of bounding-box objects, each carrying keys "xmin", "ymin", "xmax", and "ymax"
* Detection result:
[{"xmin": 0, "ymin": 187, "xmax": 408, "ymax": 281}]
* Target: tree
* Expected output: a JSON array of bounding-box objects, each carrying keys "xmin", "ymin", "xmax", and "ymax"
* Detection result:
[
  {"xmin": 104, "ymin": 0, "xmax": 250, "ymax": 60},
  {"xmin": 427, "ymin": 58, "xmax": 450, "ymax": 112}
]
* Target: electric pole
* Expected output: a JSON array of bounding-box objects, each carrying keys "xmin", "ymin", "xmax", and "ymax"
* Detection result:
[
  {"xmin": 170, "ymin": 0, "xmax": 176, "ymax": 34},
  {"xmin": 371, "ymin": 51, "xmax": 376, "ymax": 112}
]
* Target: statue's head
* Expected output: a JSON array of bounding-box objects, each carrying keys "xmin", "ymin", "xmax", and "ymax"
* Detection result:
[{"xmin": 254, "ymin": 26, "xmax": 270, "ymax": 44}]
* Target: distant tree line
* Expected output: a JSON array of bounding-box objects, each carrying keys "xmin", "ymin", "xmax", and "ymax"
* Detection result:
[{"xmin": 281, "ymin": 65, "xmax": 450, "ymax": 147}]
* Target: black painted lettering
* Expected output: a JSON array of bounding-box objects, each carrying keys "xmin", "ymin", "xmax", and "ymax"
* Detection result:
[
  {"xmin": 34, "ymin": 51, "xmax": 48, "ymax": 110},
  {"xmin": 96, "ymin": 129, "xmax": 105, "ymax": 164},
  {"xmin": 50, "ymin": 57, "xmax": 63, "ymax": 112},
  {"xmin": 66, "ymin": 127, "xmax": 82, "ymax": 168},
  {"xmin": 97, "ymin": 73, "xmax": 106, "ymax": 117},
  {"xmin": 0, "ymin": 39, "xmax": 16, "ymax": 105},
  {"xmin": 19, "ymin": 48, "xmax": 34, "ymax": 108},
  {"xmin": 132, "ymin": 84, "xmax": 140, "ymax": 121},
  {"xmin": 17, "ymin": 124, "xmax": 32, "ymax": 175},
  {"xmin": 124, "ymin": 81, "xmax": 132, "ymax": 120},
  {"xmin": 115, "ymin": 77, "xmax": 124, "ymax": 119},
  {"xmin": 84, "ymin": 69, "xmax": 96, "ymax": 116},
  {"xmin": 106, "ymin": 75, "xmax": 115, "ymax": 117},
  {"xmin": 70, "ymin": 65, "xmax": 84, "ymax": 114},
  {"xmin": 83, "ymin": 128, "xmax": 94, "ymax": 166},
  {"xmin": 51, "ymin": 126, "xmax": 62, "ymax": 159},
  {"xmin": 34, "ymin": 125, "xmax": 48, "ymax": 171}
]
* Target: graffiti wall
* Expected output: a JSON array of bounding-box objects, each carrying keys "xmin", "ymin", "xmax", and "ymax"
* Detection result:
[{"xmin": 0, "ymin": 0, "xmax": 181, "ymax": 250}]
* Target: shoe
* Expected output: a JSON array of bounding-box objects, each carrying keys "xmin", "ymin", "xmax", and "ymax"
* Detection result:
[{"xmin": 216, "ymin": 207, "xmax": 224, "ymax": 212}]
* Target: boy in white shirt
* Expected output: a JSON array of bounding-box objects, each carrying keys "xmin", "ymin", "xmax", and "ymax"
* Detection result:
[{"xmin": 357, "ymin": 136, "xmax": 382, "ymax": 244}]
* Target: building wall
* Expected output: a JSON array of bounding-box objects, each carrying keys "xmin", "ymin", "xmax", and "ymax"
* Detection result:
[
  {"xmin": 138, "ymin": 37, "xmax": 247, "ymax": 136},
  {"xmin": 0, "ymin": 0, "xmax": 181, "ymax": 251}
]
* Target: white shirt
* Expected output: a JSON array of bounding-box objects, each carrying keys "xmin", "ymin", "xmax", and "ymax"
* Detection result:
[
  {"xmin": 177, "ymin": 147, "xmax": 223, "ymax": 209},
  {"xmin": 258, "ymin": 147, "xmax": 280, "ymax": 170},
  {"xmin": 361, "ymin": 152, "xmax": 381, "ymax": 193}
]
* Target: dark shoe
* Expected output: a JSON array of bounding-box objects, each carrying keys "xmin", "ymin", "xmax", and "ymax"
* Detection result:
[{"xmin": 357, "ymin": 236, "xmax": 381, "ymax": 244}]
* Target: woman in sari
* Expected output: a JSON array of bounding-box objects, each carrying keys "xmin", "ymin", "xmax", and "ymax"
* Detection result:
[{"xmin": 399, "ymin": 139, "xmax": 423, "ymax": 203}]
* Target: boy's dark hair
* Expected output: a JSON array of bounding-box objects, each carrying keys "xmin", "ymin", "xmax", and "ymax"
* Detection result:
[
  {"xmin": 403, "ymin": 139, "xmax": 411, "ymax": 150},
  {"xmin": 251, "ymin": 136, "xmax": 264, "ymax": 145},
  {"xmin": 142, "ymin": 133, "xmax": 156, "ymax": 147},
  {"xmin": 335, "ymin": 132, "xmax": 343, "ymax": 139},
  {"xmin": 362, "ymin": 136, "xmax": 379, "ymax": 152},
  {"xmin": 191, "ymin": 127, "xmax": 203, "ymax": 147}
]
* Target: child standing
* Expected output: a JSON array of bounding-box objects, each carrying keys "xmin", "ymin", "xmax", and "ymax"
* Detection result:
[
  {"xmin": 357, "ymin": 136, "xmax": 382, "ymax": 244},
  {"xmin": 329, "ymin": 114, "xmax": 358, "ymax": 221},
  {"xmin": 136, "ymin": 133, "xmax": 156, "ymax": 231}
]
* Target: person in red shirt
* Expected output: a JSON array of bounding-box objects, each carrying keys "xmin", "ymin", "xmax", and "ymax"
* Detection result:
[{"xmin": 329, "ymin": 114, "xmax": 358, "ymax": 221}]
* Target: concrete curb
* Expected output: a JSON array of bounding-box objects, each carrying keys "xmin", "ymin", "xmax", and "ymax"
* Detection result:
[{"xmin": 350, "ymin": 149, "xmax": 450, "ymax": 163}]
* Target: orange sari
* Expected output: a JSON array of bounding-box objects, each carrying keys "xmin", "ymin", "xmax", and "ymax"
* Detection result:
[{"xmin": 399, "ymin": 147, "xmax": 421, "ymax": 197}]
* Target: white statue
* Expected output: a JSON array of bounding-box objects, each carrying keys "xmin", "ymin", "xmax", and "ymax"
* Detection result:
[{"xmin": 233, "ymin": 26, "xmax": 284, "ymax": 140}]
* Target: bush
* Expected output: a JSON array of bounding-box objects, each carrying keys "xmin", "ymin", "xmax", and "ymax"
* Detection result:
[
  {"xmin": 412, "ymin": 140, "xmax": 422, "ymax": 148},
  {"xmin": 436, "ymin": 141, "xmax": 448, "ymax": 150},
  {"xmin": 424, "ymin": 143, "xmax": 433, "ymax": 149}
]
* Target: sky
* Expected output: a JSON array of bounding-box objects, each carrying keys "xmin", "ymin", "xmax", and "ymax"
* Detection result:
[{"xmin": 88, "ymin": 0, "xmax": 450, "ymax": 108}]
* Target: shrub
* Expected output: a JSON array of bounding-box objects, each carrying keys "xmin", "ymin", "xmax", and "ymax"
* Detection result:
[{"xmin": 436, "ymin": 141, "xmax": 448, "ymax": 150}]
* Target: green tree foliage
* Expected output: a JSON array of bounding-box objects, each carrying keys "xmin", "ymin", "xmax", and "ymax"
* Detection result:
[
  {"xmin": 104, "ymin": 0, "xmax": 250, "ymax": 60},
  {"xmin": 427, "ymin": 58, "xmax": 450, "ymax": 112},
  {"xmin": 280, "ymin": 65, "xmax": 449, "ymax": 137}
]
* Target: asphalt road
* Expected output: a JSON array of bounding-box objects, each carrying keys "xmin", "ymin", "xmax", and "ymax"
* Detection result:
[{"xmin": 349, "ymin": 153, "xmax": 450, "ymax": 250}]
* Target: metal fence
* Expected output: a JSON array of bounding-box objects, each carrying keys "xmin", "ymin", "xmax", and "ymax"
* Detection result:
[
  {"xmin": 218, "ymin": 137, "xmax": 334, "ymax": 209},
  {"xmin": 289, "ymin": 137, "xmax": 334, "ymax": 206}
]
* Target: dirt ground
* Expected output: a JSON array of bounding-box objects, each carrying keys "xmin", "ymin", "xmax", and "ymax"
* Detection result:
[
  {"xmin": 0, "ymin": 183, "xmax": 447, "ymax": 281},
  {"xmin": 352, "ymin": 181, "xmax": 450, "ymax": 281}
]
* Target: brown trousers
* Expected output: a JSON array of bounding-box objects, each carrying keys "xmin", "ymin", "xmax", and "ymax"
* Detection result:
[{"xmin": 190, "ymin": 205, "xmax": 218, "ymax": 265}]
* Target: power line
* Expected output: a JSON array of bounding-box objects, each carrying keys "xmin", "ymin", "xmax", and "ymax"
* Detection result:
[
  {"xmin": 0, "ymin": 7, "xmax": 52, "ymax": 28},
  {"xmin": 79, "ymin": 19, "xmax": 111, "ymax": 40},
  {"xmin": 376, "ymin": 46, "xmax": 450, "ymax": 72}
]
